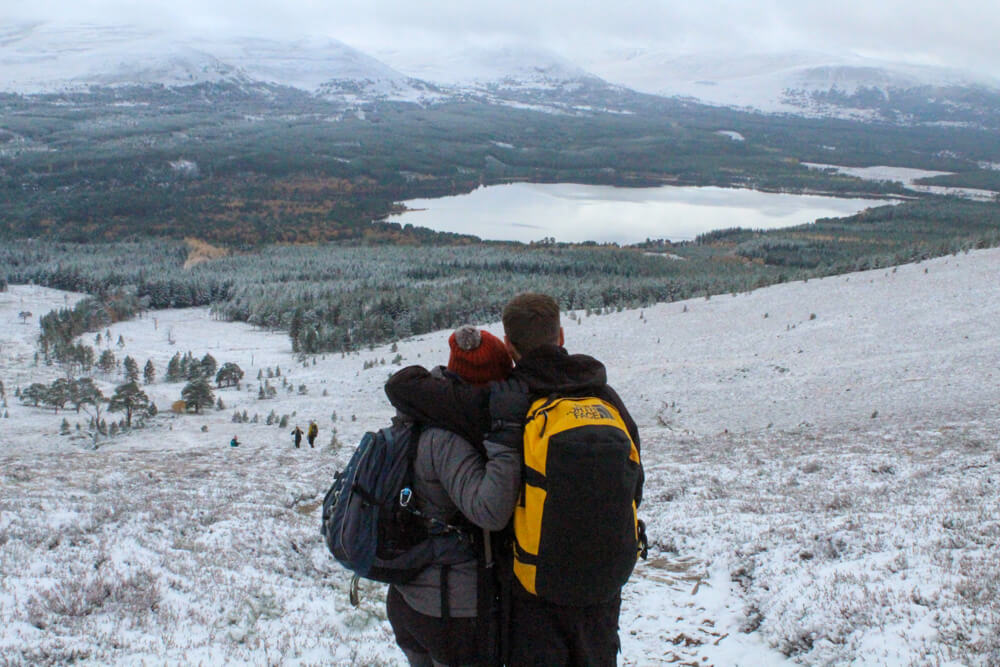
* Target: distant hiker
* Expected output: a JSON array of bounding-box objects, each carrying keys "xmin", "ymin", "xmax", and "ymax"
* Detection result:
[
  {"xmin": 387, "ymin": 294, "xmax": 645, "ymax": 666},
  {"xmin": 383, "ymin": 324, "xmax": 520, "ymax": 667},
  {"xmin": 291, "ymin": 425, "xmax": 303, "ymax": 448},
  {"xmin": 307, "ymin": 421, "xmax": 318, "ymax": 448},
  {"xmin": 230, "ymin": 435, "xmax": 240, "ymax": 448}
]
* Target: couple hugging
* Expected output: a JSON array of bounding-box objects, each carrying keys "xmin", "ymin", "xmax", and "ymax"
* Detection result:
[{"xmin": 382, "ymin": 293, "xmax": 644, "ymax": 667}]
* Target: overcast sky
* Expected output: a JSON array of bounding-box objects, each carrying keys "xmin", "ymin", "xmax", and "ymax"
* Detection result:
[{"xmin": 4, "ymin": 0, "xmax": 999, "ymax": 76}]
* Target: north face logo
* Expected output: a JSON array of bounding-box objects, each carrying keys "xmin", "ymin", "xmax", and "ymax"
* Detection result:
[{"xmin": 572, "ymin": 404, "xmax": 614, "ymax": 420}]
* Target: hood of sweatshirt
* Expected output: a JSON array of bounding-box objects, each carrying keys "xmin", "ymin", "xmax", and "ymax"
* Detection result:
[{"xmin": 513, "ymin": 344, "xmax": 608, "ymax": 395}]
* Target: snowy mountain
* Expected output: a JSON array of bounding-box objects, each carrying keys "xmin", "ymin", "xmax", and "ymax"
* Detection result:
[
  {"xmin": 583, "ymin": 48, "xmax": 1000, "ymax": 120},
  {"xmin": 373, "ymin": 41, "xmax": 604, "ymax": 90},
  {"xmin": 2, "ymin": 22, "xmax": 998, "ymax": 123},
  {"xmin": 0, "ymin": 23, "xmax": 246, "ymax": 93},
  {"xmin": 0, "ymin": 23, "xmax": 438, "ymax": 103}
]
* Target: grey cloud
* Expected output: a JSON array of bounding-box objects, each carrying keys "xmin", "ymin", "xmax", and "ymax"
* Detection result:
[{"xmin": 2, "ymin": 0, "xmax": 998, "ymax": 76}]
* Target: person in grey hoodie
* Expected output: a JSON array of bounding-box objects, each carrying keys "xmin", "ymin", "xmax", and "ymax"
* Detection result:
[{"xmin": 385, "ymin": 325, "xmax": 526, "ymax": 667}]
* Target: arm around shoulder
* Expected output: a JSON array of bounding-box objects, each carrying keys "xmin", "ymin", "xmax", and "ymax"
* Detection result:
[{"xmin": 425, "ymin": 428, "xmax": 521, "ymax": 532}]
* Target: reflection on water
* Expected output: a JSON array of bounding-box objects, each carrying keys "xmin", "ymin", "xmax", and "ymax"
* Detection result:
[{"xmin": 385, "ymin": 182, "xmax": 893, "ymax": 244}]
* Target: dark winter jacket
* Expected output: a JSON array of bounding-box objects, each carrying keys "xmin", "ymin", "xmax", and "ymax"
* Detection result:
[
  {"xmin": 386, "ymin": 345, "xmax": 643, "ymax": 507},
  {"xmin": 385, "ymin": 366, "xmax": 491, "ymax": 448}
]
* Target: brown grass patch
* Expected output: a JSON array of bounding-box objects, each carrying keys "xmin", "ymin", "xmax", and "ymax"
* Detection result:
[
  {"xmin": 184, "ymin": 238, "xmax": 229, "ymax": 269},
  {"xmin": 295, "ymin": 500, "xmax": 323, "ymax": 516}
]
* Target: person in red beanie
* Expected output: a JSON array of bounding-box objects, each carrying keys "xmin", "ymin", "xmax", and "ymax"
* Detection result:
[
  {"xmin": 447, "ymin": 325, "xmax": 513, "ymax": 386},
  {"xmin": 384, "ymin": 325, "xmax": 521, "ymax": 667}
]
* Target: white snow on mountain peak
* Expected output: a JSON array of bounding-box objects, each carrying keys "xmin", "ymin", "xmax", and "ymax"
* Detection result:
[
  {"xmin": 582, "ymin": 47, "xmax": 1000, "ymax": 113},
  {"xmin": 0, "ymin": 23, "xmax": 233, "ymax": 92},
  {"xmin": 0, "ymin": 22, "xmax": 431, "ymax": 101},
  {"xmin": 371, "ymin": 41, "xmax": 600, "ymax": 89},
  {"xmin": 205, "ymin": 35, "xmax": 412, "ymax": 92},
  {"xmin": 2, "ymin": 22, "xmax": 999, "ymax": 117}
]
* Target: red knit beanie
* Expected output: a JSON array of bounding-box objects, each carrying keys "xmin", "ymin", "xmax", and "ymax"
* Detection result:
[{"xmin": 447, "ymin": 325, "xmax": 513, "ymax": 386}]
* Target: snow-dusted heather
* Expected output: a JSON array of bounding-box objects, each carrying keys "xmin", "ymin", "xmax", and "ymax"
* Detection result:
[
  {"xmin": 2, "ymin": 249, "xmax": 999, "ymax": 665},
  {"xmin": 803, "ymin": 163, "xmax": 999, "ymax": 201}
]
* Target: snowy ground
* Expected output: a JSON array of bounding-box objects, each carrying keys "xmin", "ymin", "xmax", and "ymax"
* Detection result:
[
  {"xmin": 802, "ymin": 163, "xmax": 999, "ymax": 202},
  {"xmin": 1, "ymin": 249, "xmax": 999, "ymax": 665}
]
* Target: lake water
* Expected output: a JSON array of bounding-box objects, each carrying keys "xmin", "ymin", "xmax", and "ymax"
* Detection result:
[{"xmin": 385, "ymin": 182, "xmax": 893, "ymax": 244}]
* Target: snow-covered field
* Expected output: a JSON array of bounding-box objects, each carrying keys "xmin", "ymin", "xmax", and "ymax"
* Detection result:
[
  {"xmin": 2, "ymin": 249, "xmax": 999, "ymax": 665},
  {"xmin": 803, "ymin": 163, "xmax": 999, "ymax": 202}
]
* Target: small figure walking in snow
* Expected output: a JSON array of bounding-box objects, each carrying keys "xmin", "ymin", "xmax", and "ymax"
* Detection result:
[
  {"xmin": 230, "ymin": 435, "xmax": 240, "ymax": 448},
  {"xmin": 307, "ymin": 421, "xmax": 318, "ymax": 448},
  {"xmin": 291, "ymin": 426, "xmax": 303, "ymax": 449}
]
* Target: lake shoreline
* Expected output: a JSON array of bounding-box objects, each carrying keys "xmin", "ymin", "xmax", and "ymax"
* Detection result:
[{"xmin": 383, "ymin": 180, "xmax": 899, "ymax": 245}]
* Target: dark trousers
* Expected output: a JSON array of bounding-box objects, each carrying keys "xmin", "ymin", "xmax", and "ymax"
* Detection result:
[
  {"xmin": 386, "ymin": 586, "xmax": 482, "ymax": 667},
  {"xmin": 506, "ymin": 591, "xmax": 621, "ymax": 667}
]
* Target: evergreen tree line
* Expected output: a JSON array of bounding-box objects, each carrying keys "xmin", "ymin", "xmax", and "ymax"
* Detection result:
[
  {"xmin": 36, "ymin": 294, "xmax": 144, "ymax": 367},
  {"xmin": 17, "ymin": 376, "xmax": 157, "ymax": 437},
  {"xmin": 4, "ymin": 196, "xmax": 1000, "ymax": 353}
]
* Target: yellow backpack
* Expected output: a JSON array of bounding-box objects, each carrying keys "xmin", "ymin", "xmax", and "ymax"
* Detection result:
[{"xmin": 513, "ymin": 395, "xmax": 645, "ymax": 605}]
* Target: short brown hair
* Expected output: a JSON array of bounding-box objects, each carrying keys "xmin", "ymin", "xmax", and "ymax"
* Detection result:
[{"xmin": 502, "ymin": 293, "xmax": 561, "ymax": 355}]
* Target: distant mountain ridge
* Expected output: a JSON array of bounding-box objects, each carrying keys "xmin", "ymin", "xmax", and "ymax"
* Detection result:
[
  {"xmin": 2, "ymin": 21, "xmax": 999, "ymax": 126},
  {"xmin": 582, "ymin": 48, "xmax": 1000, "ymax": 120},
  {"xmin": 0, "ymin": 23, "xmax": 439, "ymax": 103}
]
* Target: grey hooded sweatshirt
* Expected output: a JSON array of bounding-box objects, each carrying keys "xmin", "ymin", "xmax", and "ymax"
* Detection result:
[{"xmin": 391, "ymin": 426, "xmax": 520, "ymax": 617}]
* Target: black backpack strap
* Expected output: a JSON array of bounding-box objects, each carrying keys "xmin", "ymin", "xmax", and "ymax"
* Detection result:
[
  {"xmin": 476, "ymin": 529, "xmax": 504, "ymax": 666},
  {"xmin": 440, "ymin": 564, "xmax": 450, "ymax": 621}
]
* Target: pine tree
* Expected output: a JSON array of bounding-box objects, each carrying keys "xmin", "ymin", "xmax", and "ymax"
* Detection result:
[
  {"xmin": 109, "ymin": 381, "xmax": 150, "ymax": 428},
  {"xmin": 200, "ymin": 353, "xmax": 218, "ymax": 379},
  {"xmin": 184, "ymin": 352, "xmax": 202, "ymax": 381},
  {"xmin": 46, "ymin": 378, "xmax": 72, "ymax": 413},
  {"xmin": 21, "ymin": 383, "xmax": 48, "ymax": 407},
  {"xmin": 166, "ymin": 353, "xmax": 182, "ymax": 382},
  {"xmin": 71, "ymin": 378, "xmax": 106, "ymax": 423},
  {"xmin": 215, "ymin": 362, "xmax": 244, "ymax": 388},
  {"xmin": 143, "ymin": 359, "xmax": 156, "ymax": 385},
  {"xmin": 98, "ymin": 349, "xmax": 117, "ymax": 375},
  {"xmin": 123, "ymin": 356, "xmax": 140, "ymax": 383},
  {"xmin": 181, "ymin": 377, "xmax": 215, "ymax": 414}
]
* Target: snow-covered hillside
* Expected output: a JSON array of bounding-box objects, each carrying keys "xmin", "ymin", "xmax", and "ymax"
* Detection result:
[
  {"xmin": 0, "ymin": 23, "xmax": 436, "ymax": 103},
  {"xmin": 372, "ymin": 41, "xmax": 606, "ymax": 91},
  {"xmin": 6, "ymin": 21, "xmax": 998, "ymax": 122},
  {"xmin": 582, "ymin": 48, "xmax": 1000, "ymax": 117},
  {"xmin": 2, "ymin": 249, "xmax": 998, "ymax": 664}
]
